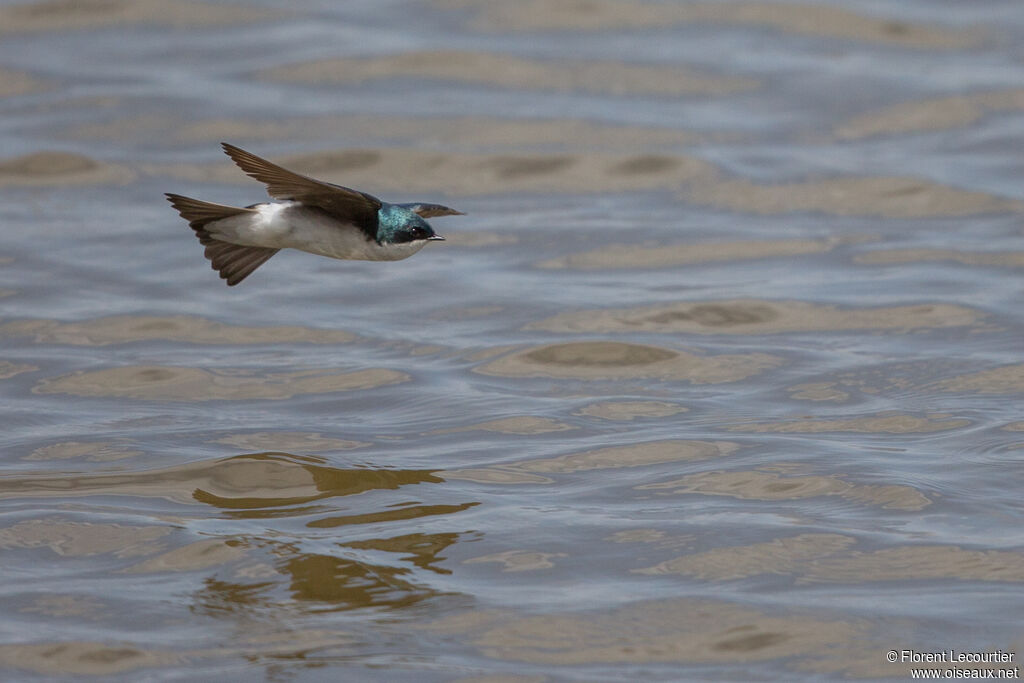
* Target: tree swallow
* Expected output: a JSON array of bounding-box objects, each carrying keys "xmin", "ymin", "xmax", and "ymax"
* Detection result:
[{"xmin": 166, "ymin": 143, "xmax": 463, "ymax": 286}]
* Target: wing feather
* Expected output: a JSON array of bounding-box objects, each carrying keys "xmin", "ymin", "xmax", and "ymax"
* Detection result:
[
  {"xmin": 396, "ymin": 202, "xmax": 465, "ymax": 219},
  {"xmin": 221, "ymin": 143, "xmax": 380, "ymax": 236},
  {"xmin": 203, "ymin": 241, "xmax": 279, "ymax": 286}
]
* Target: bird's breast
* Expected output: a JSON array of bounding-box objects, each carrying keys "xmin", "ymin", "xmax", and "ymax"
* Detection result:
[
  {"xmin": 269, "ymin": 206, "xmax": 375, "ymax": 260},
  {"xmin": 285, "ymin": 206, "xmax": 429, "ymax": 261}
]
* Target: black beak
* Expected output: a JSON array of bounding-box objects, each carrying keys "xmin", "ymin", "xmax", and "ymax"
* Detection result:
[{"xmin": 428, "ymin": 235, "xmax": 445, "ymax": 241}]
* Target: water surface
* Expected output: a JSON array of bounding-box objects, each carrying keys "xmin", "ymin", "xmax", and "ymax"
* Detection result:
[{"xmin": 1, "ymin": 0, "xmax": 1023, "ymax": 680}]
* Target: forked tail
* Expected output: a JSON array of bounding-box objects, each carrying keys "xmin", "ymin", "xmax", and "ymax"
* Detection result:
[{"xmin": 165, "ymin": 193, "xmax": 278, "ymax": 286}]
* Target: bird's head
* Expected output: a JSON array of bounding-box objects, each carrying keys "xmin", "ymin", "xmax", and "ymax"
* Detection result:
[{"xmin": 376, "ymin": 204, "xmax": 445, "ymax": 246}]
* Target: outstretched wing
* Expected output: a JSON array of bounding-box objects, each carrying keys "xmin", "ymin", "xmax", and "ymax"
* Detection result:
[
  {"xmin": 396, "ymin": 202, "xmax": 465, "ymax": 219},
  {"xmin": 221, "ymin": 143, "xmax": 381, "ymax": 236}
]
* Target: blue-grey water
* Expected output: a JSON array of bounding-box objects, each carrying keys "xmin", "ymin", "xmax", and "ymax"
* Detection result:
[{"xmin": 1, "ymin": 1, "xmax": 1023, "ymax": 681}]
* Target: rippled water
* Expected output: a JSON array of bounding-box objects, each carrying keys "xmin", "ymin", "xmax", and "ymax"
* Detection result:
[{"xmin": 2, "ymin": 1, "xmax": 1024, "ymax": 680}]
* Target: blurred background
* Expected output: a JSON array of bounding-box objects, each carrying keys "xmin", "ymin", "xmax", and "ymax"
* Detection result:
[{"xmin": 1, "ymin": 1, "xmax": 1023, "ymax": 680}]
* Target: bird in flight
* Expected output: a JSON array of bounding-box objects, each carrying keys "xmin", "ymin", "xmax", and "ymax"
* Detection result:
[{"xmin": 166, "ymin": 143, "xmax": 463, "ymax": 286}]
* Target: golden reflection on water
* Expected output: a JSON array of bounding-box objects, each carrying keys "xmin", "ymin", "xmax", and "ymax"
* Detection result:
[
  {"xmin": 308, "ymin": 502, "xmax": 478, "ymax": 529},
  {"xmin": 191, "ymin": 530, "xmax": 466, "ymax": 615},
  {"xmin": 0, "ymin": 452, "xmax": 469, "ymax": 620},
  {"xmin": 280, "ymin": 540, "xmax": 453, "ymax": 610},
  {"xmin": 0, "ymin": 452, "xmax": 442, "ymax": 508},
  {"xmin": 191, "ymin": 453, "xmax": 444, "ymax": 511},
  {"xmin": 0, "ymin": 451, "xmax": 476, "ymax": 629}
]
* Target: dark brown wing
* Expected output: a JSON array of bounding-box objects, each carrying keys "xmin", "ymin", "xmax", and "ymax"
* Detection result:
[
  {"xmin": 397, "ymin": 202, "xmax": 465, "ymax": 218},
  {"xmin": 221, "ymin": 143, "xmax": 381, "ymax": 235}
]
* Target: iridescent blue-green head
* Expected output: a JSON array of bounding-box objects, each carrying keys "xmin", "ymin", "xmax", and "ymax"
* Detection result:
[{"xmin": 375, "ymin": 204, "xmax": 444, "ymax": 245}]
